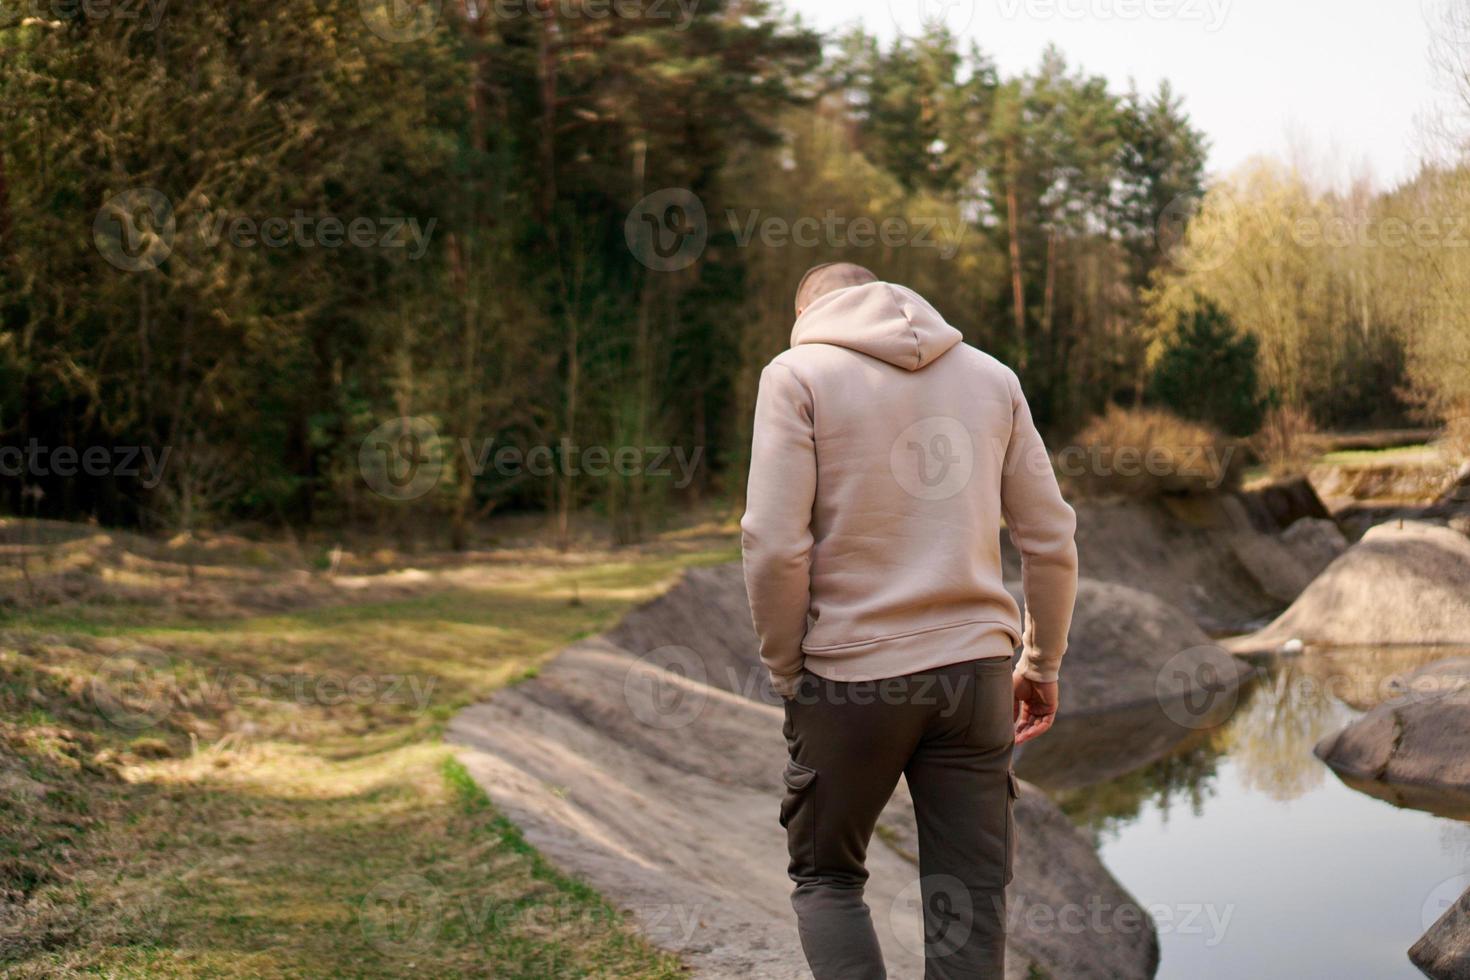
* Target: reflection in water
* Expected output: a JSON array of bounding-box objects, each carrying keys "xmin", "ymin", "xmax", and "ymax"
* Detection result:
[
  {"xmin": 1220, "ymin": 661, "xmax": 1351, "ymax": 801},
  {"xmin": 1045, "ymin": 645, "xmax": 1470, "ymax": 830},
  {"xmin": 1332, "ymin": 771, "xmax": 1470, "ymax": 822},
  {"xmin": 1026, "ymin": 646, "xmax": 1470, "ymax": 980},
  {"xmin": 1053, "ymin": 740, "xmax": 1225, "ymax": 843}
]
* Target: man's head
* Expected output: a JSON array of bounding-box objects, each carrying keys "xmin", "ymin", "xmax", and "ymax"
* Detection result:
[{"xmin": 794, "ymin": 262, "xmax": 878, "ymax": 317}]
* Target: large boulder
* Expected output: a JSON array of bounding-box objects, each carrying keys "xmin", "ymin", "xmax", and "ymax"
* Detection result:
[
  {"xmin": 1237, "ymin": 521, "xmax": 1470, "ymax": 651},
  {"xmin": 1314, "ymin": 659, "xmax": 1470, "ymax": 796},
  {"xmin": 1015, "ymin": 577, "xmax": 1254, "ymax": 716},
  {"xmin": 1040, "ymin": 495, "xmax": 1327, "ymax": 635},
  {"xmin": 1236, "ymin": 475, "xmax": 1331, "ymax": 531},
  {"xmin": 1411, "ymin": 882, "xmax": 1470, "ymax": 980},
  {"xmin": 1440, "ymin": 460, "xmax": 1470, "ymax": 506},
  {"xmin": 451, "ymin": 566, "xmax": 1161, "ymax": 980},
  {"xmin": 1279, "ymin": 517, "xmax": 1349, "ymax": 579}
]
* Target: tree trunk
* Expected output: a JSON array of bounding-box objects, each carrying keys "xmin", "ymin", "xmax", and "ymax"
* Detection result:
[{"xmin": 1005, "ymin": 139, "xmax": 1027, "ymax": 370}]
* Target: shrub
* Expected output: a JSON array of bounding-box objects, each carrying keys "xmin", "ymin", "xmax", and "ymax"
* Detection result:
[
  {"xmin": 1252, "ymin": 404, "xmax": 1318, "ymax": 476},
  {"xmin": 1060, "ymin": 406, "xmax": 1242, "ymax": 498},
  {"xmin": 1149, "ymin": 298, "xmax": 1266, "ymax": 437},
  {"xmin": 1443, "ymin": 409, "xmax": 1470, "ymax": 462}
]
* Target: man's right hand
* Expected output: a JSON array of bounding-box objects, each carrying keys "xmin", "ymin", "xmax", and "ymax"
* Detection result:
[{"xmin": 1012, "ymin": 673, "xmax": 1059, "ymax": 746}]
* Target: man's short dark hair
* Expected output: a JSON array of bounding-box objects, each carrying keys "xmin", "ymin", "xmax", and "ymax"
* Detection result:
[{"xmin": 795, "ymin": 262, "xmax": 878, "ymax": 316}]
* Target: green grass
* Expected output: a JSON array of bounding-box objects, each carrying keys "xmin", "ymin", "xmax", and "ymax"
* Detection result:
[
  {"xmin": 0, "ymin": 529, "xmax": 736, "ymax": 978},
  {"xmin": 1315, "ymin": 443, "xmax": 1438, "ymax": 466}
]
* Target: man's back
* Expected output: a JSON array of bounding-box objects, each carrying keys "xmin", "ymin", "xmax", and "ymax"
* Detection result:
[{"xmin": 741, "ymin": 279, "xmax": 1078, "ymax": 694}]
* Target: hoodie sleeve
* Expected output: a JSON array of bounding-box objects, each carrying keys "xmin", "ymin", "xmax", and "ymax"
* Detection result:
[
  {"xmin": 740, "ymin": 361, "xmax": 816, "ymax": 698},
  {"xmin": 1001, "ymin": 370, "xmax": 1079, "ymax": 684}
]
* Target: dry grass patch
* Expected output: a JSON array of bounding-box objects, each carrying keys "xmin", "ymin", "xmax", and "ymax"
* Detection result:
[
  {"xmin": 0, "ymin": 521, "xmax": 737, "ymax": 977},
  {"xmin": 1062, "ymin": 406, "xmax": 1242, "ymax": 498}
]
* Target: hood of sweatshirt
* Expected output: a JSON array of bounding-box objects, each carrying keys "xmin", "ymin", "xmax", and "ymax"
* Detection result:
[{"xmin": 789, "ymin": 281, "xmax": 963, "ymax": 371}]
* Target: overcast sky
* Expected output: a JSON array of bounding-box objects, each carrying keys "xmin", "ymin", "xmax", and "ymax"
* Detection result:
[{"xmin": 786, "ymin": 0, "xmax": 1452, "ymax": 190}]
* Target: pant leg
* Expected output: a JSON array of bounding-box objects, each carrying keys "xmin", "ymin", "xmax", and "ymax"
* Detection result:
[
  {"xmin": 780, "ymin": 672, "xmax": 929, "ymax": 980},
  {"xmin": 902, "ymin": 658, "xmax": 1016, "ymax": 979}
]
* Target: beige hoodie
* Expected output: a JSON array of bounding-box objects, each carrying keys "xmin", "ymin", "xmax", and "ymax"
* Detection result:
[{"xmin": 741, "ymin": 280, "xmax": 1078, "ymax": 697}]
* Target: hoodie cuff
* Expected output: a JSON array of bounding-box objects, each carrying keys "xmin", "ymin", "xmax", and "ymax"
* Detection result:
[
  {"xmin": 1015, "ymin": 653, "xmax": 1060, "ymax": 684},
  {"xmin": 769, "ymin": 670, "xmax": 802, "ymax": 699}
]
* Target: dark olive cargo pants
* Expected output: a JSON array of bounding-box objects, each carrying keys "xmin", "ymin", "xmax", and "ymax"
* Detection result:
[{"xmin": 779, "ymin": 658, "xmax": 1017, "ymax": 979}]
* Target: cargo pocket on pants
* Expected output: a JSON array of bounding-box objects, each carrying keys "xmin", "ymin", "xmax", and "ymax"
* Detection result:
[
  {"xmin": 1004, "ymin": 769, "xmax": 1020, "ymax": 886},
  {"xmin": 780, "ymin": 759, "xmax": 818, "ymax": 872}
]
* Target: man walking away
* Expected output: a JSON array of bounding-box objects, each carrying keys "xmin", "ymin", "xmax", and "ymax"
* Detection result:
[{"xmin": 741, "ymin": 263, "xmax": 1078, "ymax": 978}]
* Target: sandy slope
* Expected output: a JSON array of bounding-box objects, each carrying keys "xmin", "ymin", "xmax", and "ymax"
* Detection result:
[{"xmin": 450, "ymin": 568, "xmax": 1160, "ymax": 978}]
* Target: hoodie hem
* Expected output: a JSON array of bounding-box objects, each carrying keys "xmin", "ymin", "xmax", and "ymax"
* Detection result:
[{"xmin": 800, "ymin": 620, "xmax": 1018, "ymax": 684}]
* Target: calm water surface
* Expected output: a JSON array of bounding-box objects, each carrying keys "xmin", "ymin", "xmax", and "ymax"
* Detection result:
[{"xmin": 1021, "ymin": 648, "xmax": 1470, "ymax": 980}]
